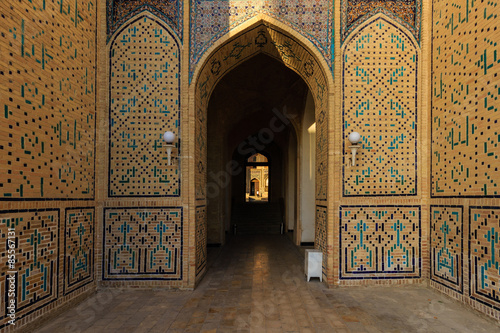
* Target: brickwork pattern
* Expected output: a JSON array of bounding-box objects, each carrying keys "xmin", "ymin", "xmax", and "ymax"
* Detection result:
[
  {"xmin": 0, "ymin": 210, "xmax": 59, "ymax": 328},
  {"xmin": 340, "ymin": 206, "xmax": 421, "ymax": 280},
  {"xmin": 343, "ymin": 17, "xmax": 418, "ymax": 196},
  {"xmin": 431, "ymin": 0, "xmax": 500, "ymax": 197},
  {"xmin": 341, "ymin": 0, "xmax": 421, "ymax": 44},
  {"xmin": 430, "ymin": 206, "xmax": 463, "ymax": 293},
  {"xmin": 0, "ymin": 0, "xmax": 96, "ymax": 200},
  {"xmin": 469, "ymin": 207, "xmax": 500, "ymax": 310},
  {"xmin": 196, "ymin": 206, "xmax": 207, "ymax": 277},
  {"xmin": 103, "ymin": 207, "xmax": 183, "ymax": 280},
  {"xmin": 315, "ymin": 206, "xmax": 328, "ymax": 276},
  {"xmin": 109, "ymin": 16, "xmax": 180, "ymax": 197},
  {"xmin": 189, "ymin": 0, "xmax": 334, "ymax": 81},
  {"xmin": 107, "ymin": 0, "xmax": 183, "ymax": 41},
  {"xmin": 64, "ymin": 208, "xmax": 94, "ymax": 295}
]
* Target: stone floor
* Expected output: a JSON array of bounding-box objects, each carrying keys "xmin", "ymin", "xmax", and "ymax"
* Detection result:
[{"xmin": 35, "ymin": 235, "xmax": 500, "ymax": 333}]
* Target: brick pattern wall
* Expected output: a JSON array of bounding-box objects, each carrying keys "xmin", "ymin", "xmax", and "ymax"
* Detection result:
[
  {"xmin": 340, "ymin": 206, "xmax": 421, "ymax": 280},
  {"xmin": 103, "ymin": 207, "xmax": 183, "ymax": 281},
  {"xmin": 0, "ymin": 1, "xmax": 96, "ymax": 330},
  {"xmin": 1, "ymin": 1, "xmax": 96, "ymax": 200},
  {"xmin": 108, "ymin": 16, "xmax": 180, "ymax": 198},
  {"xmin": 343, "ymin": 16, "xmax": 418, "ymax": 196},
  {"xmin": 339, "ymin": 14, "xmax": 422, "ymax": 285},
  {"xmin": 430, "ymin": 0, "xmax": 500, "ymax": 321}
]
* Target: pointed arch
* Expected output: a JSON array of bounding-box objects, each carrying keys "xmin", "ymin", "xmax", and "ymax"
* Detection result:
[{"xmin": 191, "ymin": 15, "xmax": 333, "ymax": 284}]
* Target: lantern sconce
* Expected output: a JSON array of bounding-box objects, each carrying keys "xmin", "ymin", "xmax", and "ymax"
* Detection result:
[
  {"xmin": 348, "ymin": 132, "xmax": 361, "ymax": 167},
  {"xmin": 163, "ymin": 131, "xmax": 176, "ymax": 166}
]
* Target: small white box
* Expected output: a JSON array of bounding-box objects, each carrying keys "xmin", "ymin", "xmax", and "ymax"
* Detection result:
[{"xmin": 305, "ymin": 249, "xmax": 323, "ymax": 282}]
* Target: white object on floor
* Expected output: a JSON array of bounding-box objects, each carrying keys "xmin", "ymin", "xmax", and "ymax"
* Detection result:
[{"xmin": 305, "ymin": 249, "xmax": 323, "ymax": 282}]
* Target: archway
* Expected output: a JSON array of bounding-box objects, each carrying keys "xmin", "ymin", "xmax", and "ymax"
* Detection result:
[{"xmin": 192, "ymin": 18, "xmax": 332, "ymax": 284}]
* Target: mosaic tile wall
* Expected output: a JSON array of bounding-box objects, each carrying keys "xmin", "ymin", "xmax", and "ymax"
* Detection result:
[
  {"xmin": 64, "ymin": 208, "xmax": 95, "ymax": 295},
  {"xmin": 103, "ymin": 207, "xmax": 183, "ymax": 280},
  {"xmin": 342, "ymin": 16, "xmax": 418, "ymax": 196},
  {"xmin": 430, "ymin": 206, "xmax": 463, "ymax": 293},
  {"xmin": 196, "ymin": 206, "xmax": 207, "ymax": 278},
  {"xmin": 341, "ymin": 0, "xmax": 421, "ymax": 44},
  {"xmin": 0, "ymin": 0, "xmax": 96, "ymax": 200},
  {"xmin": 431, "ymin": 0, "xmax": 500, "ymax": 197},
  {"xmin": 107, "ymin": 0, "xmax": 183, "ymax": 42},
  {"xmin": 189, "ymin": 0, "xmax": 334, "ymax": 81},
  {"xmin": 109, "ymin": 16, "xmax": 181, "ymax": 197},
  {"xmin": 339, "ymin": 206, "xmax": 421, "ymax": 280},
  {"xmin": 0, "ymin": 210, "xmax": 59, "ymax": 328},
  {"xmin": 469, "ymin": 207, "xmax": 500, "ymax": 311}
]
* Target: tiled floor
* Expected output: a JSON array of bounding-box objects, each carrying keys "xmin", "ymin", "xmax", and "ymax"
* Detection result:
[{"xmin": 35, "ymin": 235, "xmax": 500, "ymax": 333}]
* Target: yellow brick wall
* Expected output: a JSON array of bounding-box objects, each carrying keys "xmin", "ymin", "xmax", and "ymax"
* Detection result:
[
  {"xmin": 0, "ymin": 0, "xmax": 97, "ymax": 330},
  {"xmin": 430, "ymin": 0, "xmax": 500, "ymax": 320}
]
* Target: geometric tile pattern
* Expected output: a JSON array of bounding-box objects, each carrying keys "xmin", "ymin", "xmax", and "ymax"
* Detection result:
[
  {"xmin": 0, "ymin": 1, "xmax": 96, "ymax": 200},
  {"xmin": 103, "ymin": 207, "xmax": 183, "ymax": 280},
  {"xmin": 109, "ymin": 16, "xmax": 180, "ymax": 197},
  {"xmin": 315, "ymin": 206, "xmax": 328, "ymax": 275},
  {"xmin": 0, "ymin": 209, "xmax": 59, "ymax": 328},
  {"xmin": 196, "ymin": 206, "xmax": 207, "ymax": 277},
  {"xmin": 431, "ymin": 0, "xmax": 500, "ymax": 197},
  {"xmin": 106, "ymin": 0, "xmax": 183, "ymax": 42},
  {"xmin": 340, "ymin": 206, "xmax": 421, "ymax": 279},
  {"xmin": 469, "ymin": 207, "xmax": 500, "ymax": 310},
  {"xmin": 64, "ymin": 208, "xmax": 94, "ymax": 295},
  {"xmin": 343, "ymin": 16, "xmax": 418, "ymax": 196},
  {"xmin": 430, "ymin": 206, "xmax": 463, "ymax": 293},
  {"xmin": 194, "ymin": 25, "xmax": 329, "ymax": 204},
  {"xmin": 341, "ymin": 0, "xmax": 421, "ymax": 44},
  {"xmin": 189, "ymin": 0, "xmax": 334, "ymax": 81}
]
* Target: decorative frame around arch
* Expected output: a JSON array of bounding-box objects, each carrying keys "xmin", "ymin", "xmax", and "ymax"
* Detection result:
[{"xmin": 191, "ymin": 15, "xmax": 333, "ymax": 283}]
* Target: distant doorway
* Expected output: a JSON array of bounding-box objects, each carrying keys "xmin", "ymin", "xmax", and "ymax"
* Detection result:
[{"xmin": 246, "ymin": 153, "xmax": 269, "ymax": 202}]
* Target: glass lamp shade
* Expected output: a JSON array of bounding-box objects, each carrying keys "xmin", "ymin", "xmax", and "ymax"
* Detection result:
[
  {"xmin": 163, "ymin": 131, "xmax": 175, "ymax": 144},
  {"xmin": 348, "ymin": 132, "xmax": 361, "ymax": 144}
]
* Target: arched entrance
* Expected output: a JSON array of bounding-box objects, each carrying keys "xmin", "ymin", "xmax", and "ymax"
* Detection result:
[{"xmin": 192, "ymin": 17, "xmax": 332, "ymax": 285}]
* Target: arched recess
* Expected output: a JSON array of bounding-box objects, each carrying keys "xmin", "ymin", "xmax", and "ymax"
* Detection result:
[
  {"xmin": 342, "ymin": 13, "xmax": 419, "ymax": 197},
  {"xmin": 108, "ymin": 12, "xmax": 181, "ymax": 197},
  {"xmin": 102, "ymin": 12, "xmax": 184, "ymax": 286},
  {"xmin": 338, "ymin": 13, "xmax": 422, "ymax": 283},
  {"xmin": 191, "ymin": 15, "xmax": 333, "ymax": 284}
]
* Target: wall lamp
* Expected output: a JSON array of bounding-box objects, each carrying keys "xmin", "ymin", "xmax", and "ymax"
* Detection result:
[
  {"xmin": 163, "ymin": 131, "xmax": 176, "ymax": 166},
  {"xmin": 348, "ymin": 132, "xmax": 361, "ymax": 167}
]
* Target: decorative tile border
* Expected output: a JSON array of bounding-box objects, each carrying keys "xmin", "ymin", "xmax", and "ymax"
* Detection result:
[
  {"xmin": 469, "ymin": 206, "xmax": 500, "ymax": 310},
  {"xmin": 340, "ymin": 205, "xmax": 421, "ymax": 280},
  {"xmin": 103, "ymin": 207, "xmax": 183, "ymax": 281},
  {"xmin": 0, "ymin": 209, "xmax": 60, "ymax": 328},
  {"xmin": 430, "ymin": 206, "xmax": 463, "ymax": 293},
  {"xmin": 64, "ymin": 208, "xmax": 95, "ymax": 295}
]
